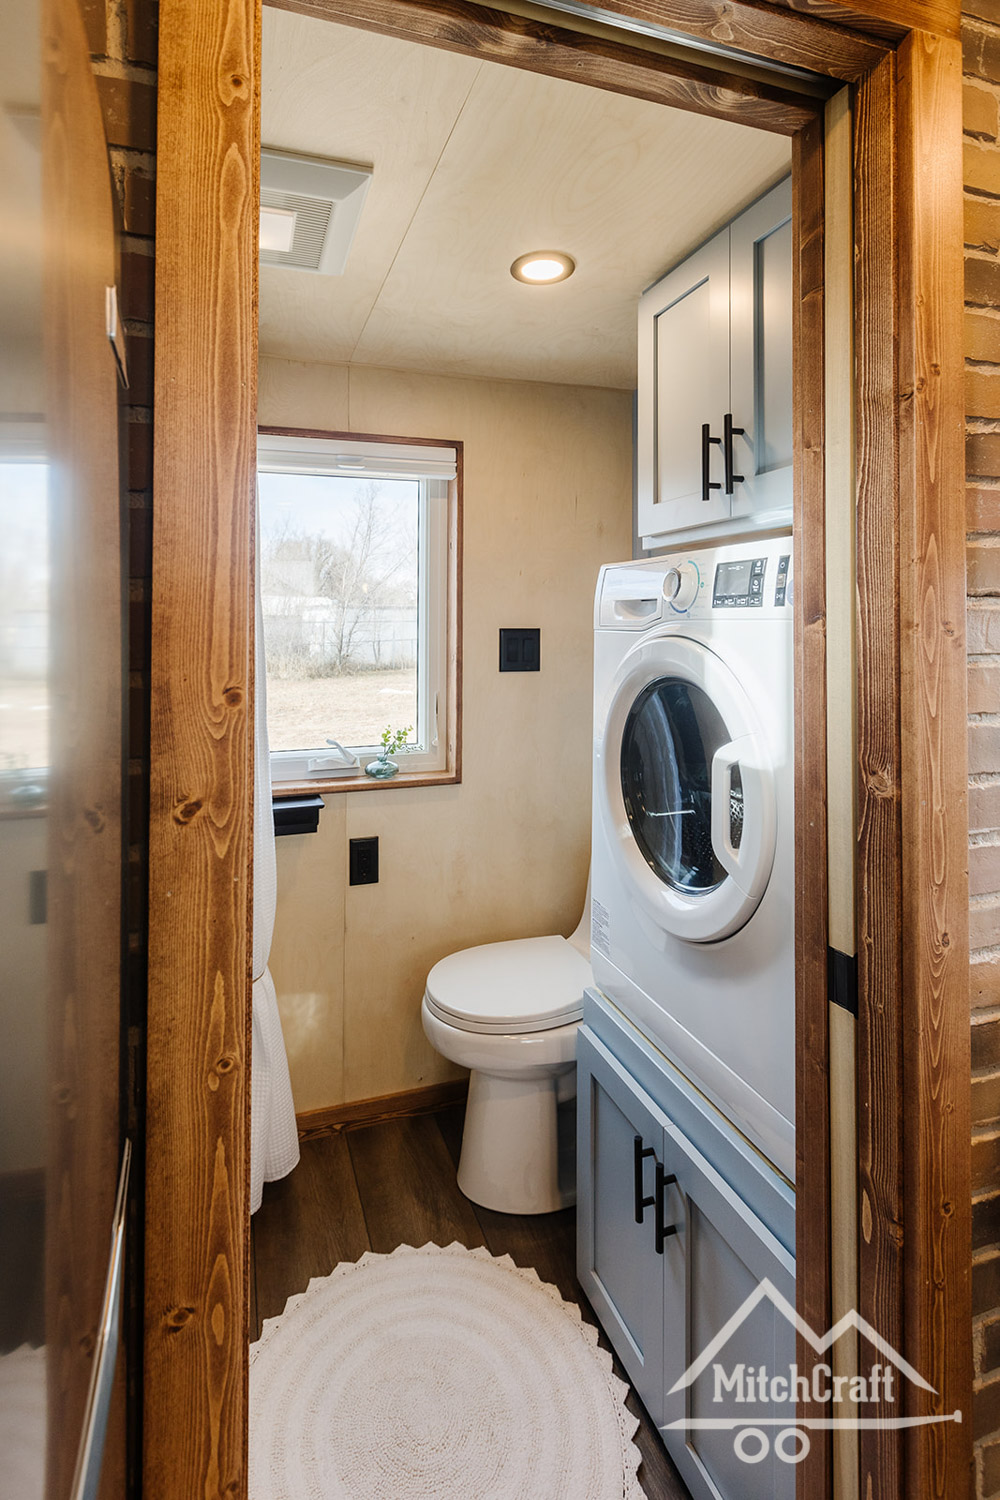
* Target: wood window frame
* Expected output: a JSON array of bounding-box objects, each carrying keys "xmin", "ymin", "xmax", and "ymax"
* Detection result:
[
  {"xmin": 147, "ymin": 2, "xmax": 970, "ymax": 1499},
  {"xmin": 257, "ymin": 424, "xmax": 463, "ymax": 795}
]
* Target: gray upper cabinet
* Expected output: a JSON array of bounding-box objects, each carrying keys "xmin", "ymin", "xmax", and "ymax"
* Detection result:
[{"xmin": 637, "ymin": 177, "xmax": 793, "ymax": 548}]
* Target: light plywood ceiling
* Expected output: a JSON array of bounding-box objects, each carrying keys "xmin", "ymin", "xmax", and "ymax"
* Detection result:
[{"xmin": 260, "ymin": 10, "xmax": 791, "ymax": 390}]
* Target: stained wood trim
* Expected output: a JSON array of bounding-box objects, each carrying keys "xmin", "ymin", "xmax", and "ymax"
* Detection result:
[
  {"xmin": 272, "ymin": 770, "xmax": 461, "ymax": 795},
  {"xmin": 145, "ymin": 0, "xmax": 260, "ymax": 1496},
  {"xmin": 267, "ymin": 0, "xmax": 823, "ymax": 134},
  {"xmin": 894, "ymin": 29, "xmax": 970, "ymax": 1496},
  {"xmin": 258, "ymin": 424, "xmax": 460, "ymax": 450},
  {"xmin": 769, "ymin": 0, "xmax": 957, "ymax": 42},
  {"xmin": 538, "ymin": 0, "xmax": 891, "ymax": 83},
  {"xmin": 296, "ymin": 1080, "xmax": 470, "ymax": 1139},
  {"xmin": 791, "ymin": 108, "xmax": 832, "ymax": 1500},
  {"xmin": 854, "ymin": 52, "xmax": 904, "ymax": 1499}
]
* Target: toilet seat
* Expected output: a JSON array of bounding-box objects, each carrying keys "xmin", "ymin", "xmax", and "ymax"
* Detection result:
[{"xmin": 424, "ymin": 935, "xmax": 591, "ymax": 1035}]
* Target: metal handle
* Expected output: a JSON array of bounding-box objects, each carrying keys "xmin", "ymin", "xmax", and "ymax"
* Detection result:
[
  {"xmin": 701, "ymin": 423, "xmax": 722, "ymax": 503},
  {"xmin": 655, "ymin": 1161, "xmax": 679, "ymax": 1253},
  {"xmin": 633, "ymin": 1134, "xmax": 655, "ymax": 1224},
  {"xmin": 723, "ymin": 412, "xmax": 745, "ymax": 494}
]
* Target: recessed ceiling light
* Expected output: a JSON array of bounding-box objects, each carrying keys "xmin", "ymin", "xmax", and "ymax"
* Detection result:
[{"xmin": 510, "ymin": 251, "xmax": 576, "ymax": 285}]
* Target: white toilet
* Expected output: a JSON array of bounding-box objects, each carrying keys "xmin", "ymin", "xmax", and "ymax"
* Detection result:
[{"xmin": 421, "ymin": 888, "xmax": 592, "ymax": 1216}]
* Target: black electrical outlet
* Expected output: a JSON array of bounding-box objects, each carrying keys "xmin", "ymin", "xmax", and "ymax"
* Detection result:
[
  {"xmin": 349, "ymin": 836, "xmax": 379, "ymax": 886},
  {"xmin": 499, "ymin": 627, "xmax": 540, "ymax": 672}
]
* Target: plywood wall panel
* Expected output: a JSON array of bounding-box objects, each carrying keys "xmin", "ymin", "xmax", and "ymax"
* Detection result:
[{"xmin": 259, "ymin": 355, "xmax": 633, "ymax": 1107}]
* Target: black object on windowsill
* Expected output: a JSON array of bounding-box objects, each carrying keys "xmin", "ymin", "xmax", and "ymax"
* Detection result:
[{"xmin": 272, "ymin": 794, "xmax": 324, "ymax": 837}]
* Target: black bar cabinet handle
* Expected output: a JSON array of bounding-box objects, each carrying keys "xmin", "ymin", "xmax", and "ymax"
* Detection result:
[
  {"xmin": 633, "ymin": 1134, "xmax": 655, "ymax": 1224},
  {"xmin": 723, "ymin": 412, "xmax": 745, "ymax": 495},
  {"xmin": 701, "ymin": 423, "xmax": 722, "ymax": 503},
  {"xmin": 655, "ymin": 1162, "xmax": 679, "ymax": 1253}
]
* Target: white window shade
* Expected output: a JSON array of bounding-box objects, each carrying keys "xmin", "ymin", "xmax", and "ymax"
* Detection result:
[{"xmin": 258, "ymin": 435, "xmax": 457, "ymax": 482}]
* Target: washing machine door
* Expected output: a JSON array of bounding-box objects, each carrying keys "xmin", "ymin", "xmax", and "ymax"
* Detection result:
[{"xmin": 598, "ymin": 633, "xmax": 776, "ymax": 943}]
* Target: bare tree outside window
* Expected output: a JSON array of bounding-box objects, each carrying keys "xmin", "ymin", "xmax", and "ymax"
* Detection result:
[{"xmin": 258, "ymin": 471, "xmax": 419, "ymax": 751}]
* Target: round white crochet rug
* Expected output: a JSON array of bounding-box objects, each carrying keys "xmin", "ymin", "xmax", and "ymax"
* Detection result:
[{"xmin": 249, "ymin": 1241, "xmax": 643, "ymax": 1500}]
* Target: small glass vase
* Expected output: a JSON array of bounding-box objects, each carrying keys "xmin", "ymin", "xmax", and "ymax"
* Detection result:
[{"xmin": 365, "ymin": 753, "xmax": 399, "ymax": 780}]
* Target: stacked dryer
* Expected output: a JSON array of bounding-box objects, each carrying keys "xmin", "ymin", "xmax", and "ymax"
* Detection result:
[{"xmin": 590, "ymin": 535, "xmax": 794, "ymax": 1178}]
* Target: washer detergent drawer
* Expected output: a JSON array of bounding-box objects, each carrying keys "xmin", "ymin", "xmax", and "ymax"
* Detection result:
[{"xmin": 577, "ymin": 1021, "xmax": 796, "ymax": 1500}]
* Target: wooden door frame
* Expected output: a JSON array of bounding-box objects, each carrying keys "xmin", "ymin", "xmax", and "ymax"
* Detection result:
[{"xmin": 146, "ymin": 1, "xmax": 970, "ymax": 1497}]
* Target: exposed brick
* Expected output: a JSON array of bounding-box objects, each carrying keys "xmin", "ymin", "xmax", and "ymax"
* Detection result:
[
  {"xmin": 129, "ymin": 687, "xmax": 150, "ymax": 764},
  {"xmin": 974, "ymin": 1251, "xmax": 1000, "ymax": 1317},
  {"xmin": 971, "ymin": 541, "xmax": 1000, "ymax": 593},
  {"xmin": 965, "ymin": 1, "xmax": 1000, "ymax": 25},
  {"xmin": 970, "ymin": 664, "xmax": 1000, "ymax": 714},
  {"xmin": 124, "ymin": 331, "xmax": 152, "ymax": 407},
  {"xmin": 127, "ymin": 418, "xmax": 152, "ymax": 490},
  {"xmin": 973, "ymin": 901, "xmax": 1000, "ymax": 950},
  {"xmin": 984, "ymin": 1434, "xmax": 1000, "ymax": 1496},
  {"xmin": 969, "ymin": 431, "xmax": 1000, "ymax": 480},
  {"xmin": 986, "ymin": 1320, "xmax": 1000, "ymax": 1380},
  {"xmin": 969, "ymin": 312, "xmax": 1000, "ymax": 364},
  {"xmin": 122, "ymin": 165, "xmax": 156, "ymax": 237},
  {"xmin": 977, "ymin": 1375, "xmax": 1000, "ymax": 1442},
  {"xmin": 95, "ymin": 76, "xmax": 157, "ymax": 152},
  {"xmin": 965, "ymin": 25, "xmax": 1000, "ymax": 87},
  {"xmin": 971, "ymin": 370, "xmax": 1000, "ymax": 422},
  {"xmin": 120, "ymin": 250, "xmax": 154, "ymax": 323},
  {"xmin": 124, "ymin": 0, "xmax": 157, "ymax": 68},
  {"xmin": 975, "ymin": 1192, "xmax": 1000, "ymax": 1250},
  {"xmin": 977, "ymin": 1067, "xmax": 1000, "ymax": 1124},
  {"xmin": 970, "ymin": 486, "xmax": 1000, "ymax": 532},
  {"xmin": 973, "ymin": 844, "xmax": 1000, "ymax": 897},
  {"xmin": 975, "ymin": 1017, "xmax": 1000, "ymax": 1073},
  {"xmin": 967, "ymin": 197, "xmax": 1000, "ymax": 254},
  {"xmin": 968, "ymin": 84, "xmax": 1000, "ymax": 141},
  {"xmin": 128, "ymin": 500, "xmax": 152, "ymax": 580},
  {"xmin": 973, "ymin": 952, "xmax": 1000, "ymax": 1007},
  {"xmin": 129, "ymin": 596, "xmax": 150, "ymax": 674},
  {"xmin": 79, "ymin": 0, "xmax": 107, "ymax": 55},
  {"xmin": 971, "ymin": 724, "xmax": 1000, "ymax": 775},
  {"xmin": 969, "ymin": 255, "xmax": 1000, "ymax": 310},
  {"xmin": 974, "ymin": 1130, "xmax": 1000, "ymax": 1194}
]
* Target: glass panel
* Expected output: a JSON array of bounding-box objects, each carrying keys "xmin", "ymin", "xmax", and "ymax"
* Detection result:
[
  {"xmin": 258, "ymin": 470, "xmax": 419, "ymax": 751},
  {"xmin": 620, "ymin": 678, "xmax": 731, "ymax": 893}
]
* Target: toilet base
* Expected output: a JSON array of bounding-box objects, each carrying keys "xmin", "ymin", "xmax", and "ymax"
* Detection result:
[{"xmin": 457, "ymin": 1066, "xmax": 575, "ymax": 1215}]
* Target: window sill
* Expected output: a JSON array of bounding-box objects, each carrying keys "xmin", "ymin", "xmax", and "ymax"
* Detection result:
[{"xmin": 271, "ymin": 767, "xmax": 460, "ymax": 797}]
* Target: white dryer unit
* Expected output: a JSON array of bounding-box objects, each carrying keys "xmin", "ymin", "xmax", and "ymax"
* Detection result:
[{"xmin": 591, "ymin": 537, "xmax": 794, "ymax": 1176}]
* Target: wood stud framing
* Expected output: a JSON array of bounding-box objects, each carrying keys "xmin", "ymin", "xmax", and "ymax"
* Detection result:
[{"xmin": 147, "ymin": 0, "xmax": 971, "ymax": 1496}]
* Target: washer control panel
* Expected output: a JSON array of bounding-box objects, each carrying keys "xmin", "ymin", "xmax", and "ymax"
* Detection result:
[
  {"xmin": 712, "ymin": 555, "xmax": 766, "ymax": 608},
  {"xmin": 711, "ymin": 551, "xmax": 792, "ymax": 610}
]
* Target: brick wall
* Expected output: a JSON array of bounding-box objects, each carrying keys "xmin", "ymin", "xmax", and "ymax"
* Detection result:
[
  {"xmin": 81, "ymin": 1, "xmax": 156, "ymax": 1493},
  {"xmin": 965, "ymin": 5, "xmax": 1000, "ymax": 1495}
]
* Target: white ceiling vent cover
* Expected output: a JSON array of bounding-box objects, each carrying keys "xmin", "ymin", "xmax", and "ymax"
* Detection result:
[{"xmin": 260, "ymin": 148, "xmax": 372, "ymax": 276}]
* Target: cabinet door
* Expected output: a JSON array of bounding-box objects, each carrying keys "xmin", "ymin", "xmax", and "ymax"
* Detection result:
[
  {"xmin": 637, "ymin": 228, "xmax": 731, "ymax": 544},
  {"xmin": 729, "ymin": 178, "xmax": 794, "ymax": 527},
  {"xmin": 577, "ymin": 1029, "xmax": 666, "ymax": 1424},
  {"xmin": 660, "ymin": 1118, "xmax": 797, "ymax": 1500}
]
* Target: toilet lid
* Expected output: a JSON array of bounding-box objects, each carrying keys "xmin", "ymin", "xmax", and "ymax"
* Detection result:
[{"xmin": 424, "ymin": 936, "xmax": 591, "ymax": 1035}]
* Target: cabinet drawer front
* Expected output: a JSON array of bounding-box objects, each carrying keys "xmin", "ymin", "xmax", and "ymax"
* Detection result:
[{"xmin": 577, "ymin": 1028, "xmax": 666, "ymax": 1423}]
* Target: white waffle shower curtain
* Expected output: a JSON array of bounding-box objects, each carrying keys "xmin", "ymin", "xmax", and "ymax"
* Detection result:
[{"xmin": 251, "ymin": 487, "xmax": 300, "ymax": 1214}]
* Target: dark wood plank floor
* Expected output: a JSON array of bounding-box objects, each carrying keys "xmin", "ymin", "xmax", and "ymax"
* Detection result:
[{"xmin": 252, "ymin": 1102, "xmax": 690, "ymax": 1500}]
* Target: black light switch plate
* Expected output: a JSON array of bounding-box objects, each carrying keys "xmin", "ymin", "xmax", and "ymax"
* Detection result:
[
  {"xmin": 349, "ymin": 836, "xmax": 379, "ymax": 885},
  {"xmin": 499, "ymin": 627, "xmax": 540, "ymax": 672}
]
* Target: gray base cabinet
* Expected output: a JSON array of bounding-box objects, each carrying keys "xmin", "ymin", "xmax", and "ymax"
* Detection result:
[{"xmin": 577, "ymin": 995, "xmax": 797, "ymax": 1499}]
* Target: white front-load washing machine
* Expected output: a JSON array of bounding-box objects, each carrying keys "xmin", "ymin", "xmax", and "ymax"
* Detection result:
[{"xmin": 591, "ymin": 536, "xmax": 794, "ymax": 1176}]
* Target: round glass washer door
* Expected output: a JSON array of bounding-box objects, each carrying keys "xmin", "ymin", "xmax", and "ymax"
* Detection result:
[{"xmin": 597, "ymin": 633, "xmax": 776, "ymax": 943}]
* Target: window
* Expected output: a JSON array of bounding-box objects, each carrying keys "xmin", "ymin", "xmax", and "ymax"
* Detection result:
[
  {"xmin": 0, "ymin": 449, "xmax": 49, "ymax": 789},
  {"xmin": 257, "ymin": 429, "xmax": 460, "ymax": 787}
]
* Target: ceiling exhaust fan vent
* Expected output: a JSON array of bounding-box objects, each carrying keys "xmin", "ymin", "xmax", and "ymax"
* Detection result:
[{"xmin": 259, "ymin": 149, "xmax": 372, "ymax": 276}]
